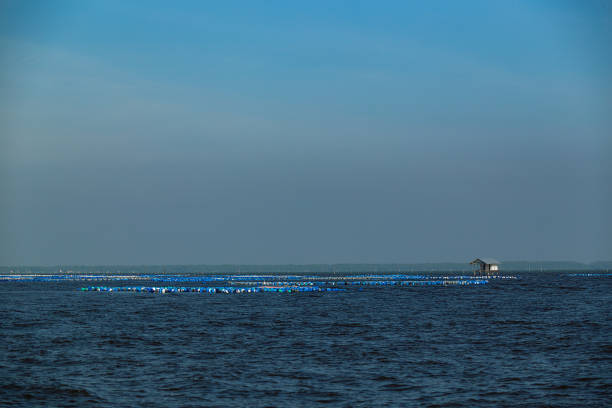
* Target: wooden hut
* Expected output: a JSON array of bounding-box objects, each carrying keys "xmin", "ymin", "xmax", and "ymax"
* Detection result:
[{"xmin": 470, "ymin": 258, "xmax": 500, "ymax": 274}]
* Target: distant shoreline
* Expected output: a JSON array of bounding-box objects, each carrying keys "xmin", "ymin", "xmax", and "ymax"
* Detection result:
[{"xmin": 1, "ymin": 261, "xmax": 611, "ymax": 274}]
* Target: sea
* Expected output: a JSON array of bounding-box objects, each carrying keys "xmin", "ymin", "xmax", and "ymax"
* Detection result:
[{"xmin": 0, "ymin": 271, "xmax": 610, "ymax": 407}]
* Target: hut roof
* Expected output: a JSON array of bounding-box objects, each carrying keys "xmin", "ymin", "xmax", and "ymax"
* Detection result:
[{"xmin": 470, "ymin": 258, "xmax": 500, "ymax": 265}]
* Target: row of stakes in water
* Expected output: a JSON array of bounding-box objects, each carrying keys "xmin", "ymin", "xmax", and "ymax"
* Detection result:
[
  {"xmin": 340, "ymin": 279, "xmax": 488, "ymax": 286},
  {"xmin": 203, "ymin": 280, "xmax": 490, "ymax": 287},
  {"xmin": 148, "ymin": 275, "xmax": 508, "ymax": 283},
  {"xmin": 2, "ymin": 273, "xmax": 510, "ymax": 282},
  {"xmin": 4, "ymin": 274, "xmax": 444, "ymax": 281}
]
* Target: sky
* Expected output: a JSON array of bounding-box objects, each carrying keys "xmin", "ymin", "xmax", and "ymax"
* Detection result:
[{"xmin": 0, "ymin": 0, "xmax": 610, "ymax": 265}]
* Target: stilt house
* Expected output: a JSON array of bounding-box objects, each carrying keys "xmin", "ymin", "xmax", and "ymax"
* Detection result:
[{"xmin": 470, "ymin": 258, "xmax": 500, "ymax": 273}]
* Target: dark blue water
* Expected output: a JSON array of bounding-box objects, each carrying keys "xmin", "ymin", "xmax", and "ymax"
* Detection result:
[{"xmin": 1, "ymin": 273, "xmax": 610, "ymax": 407}]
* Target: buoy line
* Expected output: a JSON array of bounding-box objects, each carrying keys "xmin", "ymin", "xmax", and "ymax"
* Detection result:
[
  {"xmin": 80, "ymin": 286, "xmax": 342, "ymax": 294},
  {"xmin": 80, "ymin": 279, "xmax": 489, "ymax": 294},
  {"xmin": 567, "ymin": 273, "xmax": 612, "ymax": 277}
]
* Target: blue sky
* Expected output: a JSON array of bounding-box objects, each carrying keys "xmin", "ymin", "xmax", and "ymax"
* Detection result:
[{"xmin": 1, "ymin": 1, "xmax": 610, "ymax": 265}]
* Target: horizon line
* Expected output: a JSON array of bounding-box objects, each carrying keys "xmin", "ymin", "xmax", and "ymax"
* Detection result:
[{"xmin": 2, "ymin": 260, "xmax": 611, "ymax": 268}]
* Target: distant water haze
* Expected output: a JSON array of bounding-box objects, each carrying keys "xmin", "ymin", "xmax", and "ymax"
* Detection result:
[
  {"xmin": 1, "ymin": 1, "xmax": 610, "ymax": 265},
  {"xmin": 2, "ymin": 262, "xmax": 611, "ymax": 275}
]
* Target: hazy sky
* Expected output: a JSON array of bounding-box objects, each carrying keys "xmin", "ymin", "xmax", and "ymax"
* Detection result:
[{"xmin": 1, "ymin": 1, "xmax": 610, "ymax": 265}]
